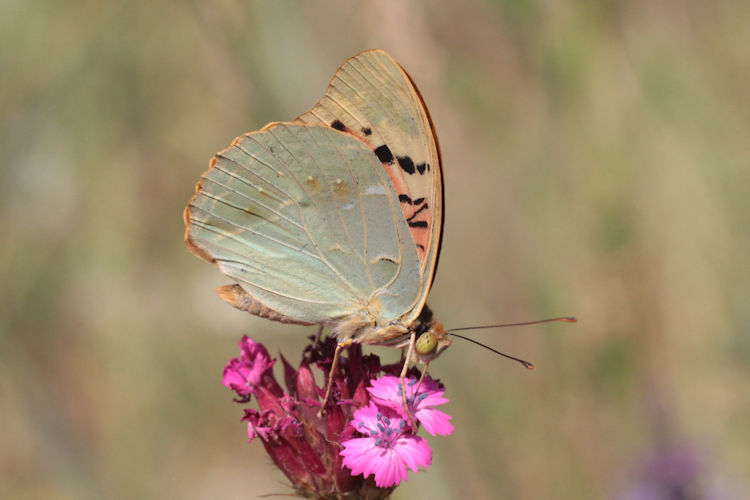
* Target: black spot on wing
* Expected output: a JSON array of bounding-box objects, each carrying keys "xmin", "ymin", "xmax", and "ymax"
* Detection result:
[
  {"xmin": 406, "ymin": 203, "xmax": 428, "ymax": 222},
  {"xmin": 417, "ymin": 162, "xmax": 427, "ymax": 174},
  {"xmin": 374, "ymin": 144, "xmax": 394, "ymax": 165},
  {"xmin": 398, "ymin": 194, "xmax": 413, "ymax": 204},
  {"xmin": 330, "ymin": 120, "xmax": 346, "ymax": 132},
  {"xmin": 413, "ymin": 197, "xmax": 424, "ymax": 205},
  {"xmin": 416, "ymin": 243, "xmax": 426, "ymax": 251},
  {"xmin": 408, "ymin": 220, "xmax": 429, "ymax": 228},
  {"xmin": 374, "ymin": 255, "xmax": 398, "ymax": 265},
  {"xmin": 397, "ymin": 155, "xmax": 415, "ymax": 175},
  {"xmin": 361, "ymin": 127, "xmax": 372, "ymax": 136}
]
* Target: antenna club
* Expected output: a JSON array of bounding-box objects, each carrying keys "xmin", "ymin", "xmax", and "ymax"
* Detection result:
[
  {"xmin": 524, "ymin": 362, "xmax": 535, "ymax": 370},
  {"xmin": 563, "ymin": 317, "xmax": 578, "ymax": 323}
]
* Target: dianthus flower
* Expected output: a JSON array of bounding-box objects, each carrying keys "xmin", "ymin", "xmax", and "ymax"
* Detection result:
[
  {"xmin": 221, "ymin": 334, "xmax": 454, "ymax": 498},
  {"xmin": 340, "ymin": 402, "xmax": 432, "ymax": 487},
  {"xmin": 367, "ymin": 375, "xmax": 454, "ymax": 436}
]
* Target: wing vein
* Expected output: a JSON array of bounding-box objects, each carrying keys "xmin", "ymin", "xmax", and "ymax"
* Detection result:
[
  {"xmin": 202, "ymin": 169, "xmax": 304, "ymax": 230},
  {"xmin": 191, "ymin": 207, "xmax": 321, "ymax": 261}
]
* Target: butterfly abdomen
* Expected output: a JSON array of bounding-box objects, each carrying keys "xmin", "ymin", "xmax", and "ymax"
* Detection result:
[{"xmin": 216, "ymin": 284, "xmax": 314, "ymax": 325}]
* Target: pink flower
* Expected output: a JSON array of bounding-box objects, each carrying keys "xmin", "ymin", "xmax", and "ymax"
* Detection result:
[
  {"xmin": 221, "ymin": 335, "xmax": 453, "ymax": 497},
  {"xmin": 224, "ymin": 335, "xmax": 396, "ymax": 497},
  {"xmin": 367, "ymin": 375, "xmax": 454, "ymax": 436},
  {"xmin": 340, "ymin": 402, "xmax": 432, "ymax": 487},
  {"xmin": 222, "ymin": 336, "xmax": 277, "ymax": 398}
]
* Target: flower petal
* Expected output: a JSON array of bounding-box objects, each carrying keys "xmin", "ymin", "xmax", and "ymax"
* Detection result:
[
  {"xmin": 348, "ymin": 402, "xmax": 381, "ymax": 431},
  {"xmin": 416, "ymin": 391, "xmax": 449, "ymax": 408},
  {"xmin": 415, "ymin": 407, "xmax": 454, "ymax": 436},
  {"xmin": 341, "ymin": 433, "xmax": 418, "ymax": 487},
  {"xmin": 393, "ymin": 434, "xmax": 432, "ymax": 472},
  {"xmin": 374, "ymin": 449, "xmax": 408, "ymax": 487},
  {"xmin": 222, "ymin": 360, "xmax": 252, "ymax": 395},
  {"xmin": 367, "ymin": 375, "xmax": 402, "ymax": 404},
  {"xmin": 340, "ymin": 438, "xmax": 378, "ymax": 476}
]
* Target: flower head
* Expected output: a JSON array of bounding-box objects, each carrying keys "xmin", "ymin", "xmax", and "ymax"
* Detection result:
[
  {"xmin": 222, "ymin": 334, "xmax": 453, "ymax": 498},
  {"xmin": 368, "ymin": 375, "xmax": 454, "ymax": 436},
  {"xmin": 340, "ymin": 402, "xmax": 432, "ymax": 487},
  {"xmin": 222, "ymin": 336, "xmax": 278, "ymax": 398}
]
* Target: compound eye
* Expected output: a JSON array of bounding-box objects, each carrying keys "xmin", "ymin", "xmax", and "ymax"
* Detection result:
[{"xmin": 416, "ymin": 332, "xmax": 438, "ymax": 355}]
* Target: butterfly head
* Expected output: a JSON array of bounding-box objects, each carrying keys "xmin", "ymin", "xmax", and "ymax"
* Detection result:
[{"xmin": 411, "ymin": 305, "xmax": 451, "ymax": 364}]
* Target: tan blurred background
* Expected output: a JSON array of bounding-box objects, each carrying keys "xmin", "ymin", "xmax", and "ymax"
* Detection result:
[{"xmin": 2, "ymin": 1, "xmax": 749, "ymax": 499}]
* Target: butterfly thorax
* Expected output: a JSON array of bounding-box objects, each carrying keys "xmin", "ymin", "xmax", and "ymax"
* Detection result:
[{"xmin": 333, "ymin": 304, "xmax": 451, "ymax": 364}]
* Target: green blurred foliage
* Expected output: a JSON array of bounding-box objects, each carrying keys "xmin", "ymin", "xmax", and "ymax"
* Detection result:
[{"xmin": 2, "ymin": 0, "xmax": 749, "ymax": 498}]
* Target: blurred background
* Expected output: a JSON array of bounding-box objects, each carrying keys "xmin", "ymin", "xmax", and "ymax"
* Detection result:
[{"xmin": 2, "ymin": 1, "xmax": 749, "ymax": 498}]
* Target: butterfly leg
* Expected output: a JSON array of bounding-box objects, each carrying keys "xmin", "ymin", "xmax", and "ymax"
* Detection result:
[
  {"xmin": 318, "ymin": 339, "xmax": 352, "ymax": 418},
  {"xmin": 399, "ymin": 331, "xmax": 419, "ymax": 430},
  {"xmin": 415, "ymin": 361, "xmax": 430, "ymax": 395},
  {"xmin": 314, "ymin": 325, "xmax": 324, "ymax": 344}
]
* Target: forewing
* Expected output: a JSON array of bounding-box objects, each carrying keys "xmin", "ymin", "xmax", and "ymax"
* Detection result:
[
  {"xmin": 296, "ymin": 49, "xmax": 443, "ymax": 322},
  {"xmin": 184, "ymin": 123, "xmax": 422, "ymax": 325}
]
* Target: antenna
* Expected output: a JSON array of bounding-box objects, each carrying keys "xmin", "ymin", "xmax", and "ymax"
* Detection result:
[
  {"xmin": 447, "ymin": 316, "xmax": 577, "ymax": 333},
  {"xmin": 446, "ymin": 316, "xmax": 577, "ymax": 370},
  {"xmin": 449, "ymin": 333, "xmax": 535, "ymax": 369}
]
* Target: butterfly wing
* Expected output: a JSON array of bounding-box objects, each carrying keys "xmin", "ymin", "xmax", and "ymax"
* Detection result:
[
  {"xmin": 296, "ymin": 49, "xmax": 443, "ymax": 323},
  {"xmin": 184, "ymin": 123, "xmax": 423, "ymax": 325}
]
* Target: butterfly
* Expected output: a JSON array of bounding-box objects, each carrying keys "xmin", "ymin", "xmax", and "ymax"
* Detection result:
[{"xmin": 184, "ymin": 49, "xmax": 449, "ymax": 417}]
